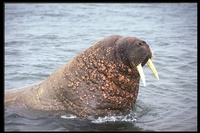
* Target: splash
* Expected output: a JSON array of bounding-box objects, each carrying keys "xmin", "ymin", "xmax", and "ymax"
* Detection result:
[
  {"xmin": 89, "ymin": 111, "xmax": 138, "ymax": 123},
  {"xmin": 60, "ymin": 111, "xmax": 138, "ymax": 123},
  {"xmin": 60, "ymin": 114, "xmax": 77, "ymax": 119}
]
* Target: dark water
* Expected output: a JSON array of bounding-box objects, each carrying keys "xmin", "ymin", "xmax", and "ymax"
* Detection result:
[{"xmin": 4, "ymin": 3, "xmax": 197, "ymax": 131}]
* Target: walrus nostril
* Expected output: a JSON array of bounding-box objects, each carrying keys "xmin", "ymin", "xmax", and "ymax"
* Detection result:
[
  {"xmin": 142, "ymin": 41, "xmax": 146, "ymax": 44},
  {"xmin": 137, "ymin": 41, "xmax": 146, "ymax": 46},
  {"xmin": 137, "ymin": 41, "xmax": 147, "ymax": 46}
]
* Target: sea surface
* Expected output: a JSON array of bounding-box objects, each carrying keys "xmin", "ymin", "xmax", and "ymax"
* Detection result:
[{"xmin": 4, "ymin": 3, "xmax": 197, "ymax": 131}]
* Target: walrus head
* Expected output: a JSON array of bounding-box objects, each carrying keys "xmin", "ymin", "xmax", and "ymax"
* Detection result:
[{"xmin": 115, "ymin": 36, "xmax": 159, "ymax": 86}]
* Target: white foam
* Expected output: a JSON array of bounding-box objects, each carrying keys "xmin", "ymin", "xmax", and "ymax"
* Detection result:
[
  {"xmin": 60, "ymin": 114, "xmax": 77, "ymax": 119},
  {"xmin": 90, "ymin": 113, "xmax": 138, "ymax": 123},
  {"xmin": 60, "ymin": 111, "xmax": 138, "ymax": 123}
]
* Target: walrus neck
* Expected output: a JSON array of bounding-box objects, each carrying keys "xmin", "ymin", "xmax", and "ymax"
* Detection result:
[{"xmin": 24, "ymin": 64, "xmax": 68, "ymax": 110}]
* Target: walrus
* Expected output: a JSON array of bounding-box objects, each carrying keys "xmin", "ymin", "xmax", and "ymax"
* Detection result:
[{"xmin": 5, "ymin": 35, "xmax": 159, "ymax": 117}]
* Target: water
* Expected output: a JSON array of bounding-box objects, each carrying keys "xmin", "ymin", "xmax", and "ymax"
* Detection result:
[{"xmin": 4, "ymin": 3, "xmax": 197, "ymax": 131}]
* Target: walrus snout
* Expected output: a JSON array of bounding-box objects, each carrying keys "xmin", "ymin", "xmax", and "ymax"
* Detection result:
[
  {"xmin": 134, "ymin": 42, "xmax": 159, "ymax": 86},
  {"xmin": 115, "ymin": 36, "xmax": 159, "ymax": 86}
]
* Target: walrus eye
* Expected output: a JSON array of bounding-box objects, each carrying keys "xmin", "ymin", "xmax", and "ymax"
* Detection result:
[{"xmin": 118, "ymin": 44, "xmax": 125, "ymax": 52}]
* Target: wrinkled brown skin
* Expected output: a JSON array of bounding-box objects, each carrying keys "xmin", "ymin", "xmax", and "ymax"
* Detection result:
[{"xmin": 5, "ymin": 35, "xmax": 153, "ymax": 117}]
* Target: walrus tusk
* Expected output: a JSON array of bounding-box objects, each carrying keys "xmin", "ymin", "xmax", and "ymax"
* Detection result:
[
  {"xmin": 147, "ymin": 58, "xmax": 159, "ymax": 80},
  {"xmin": 137, "ymin": 58, "xmax": 159, "ymax": 86},
  {"xmin": 137, "ymin": 63, "xmax": 146, "ymax": 86}
]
